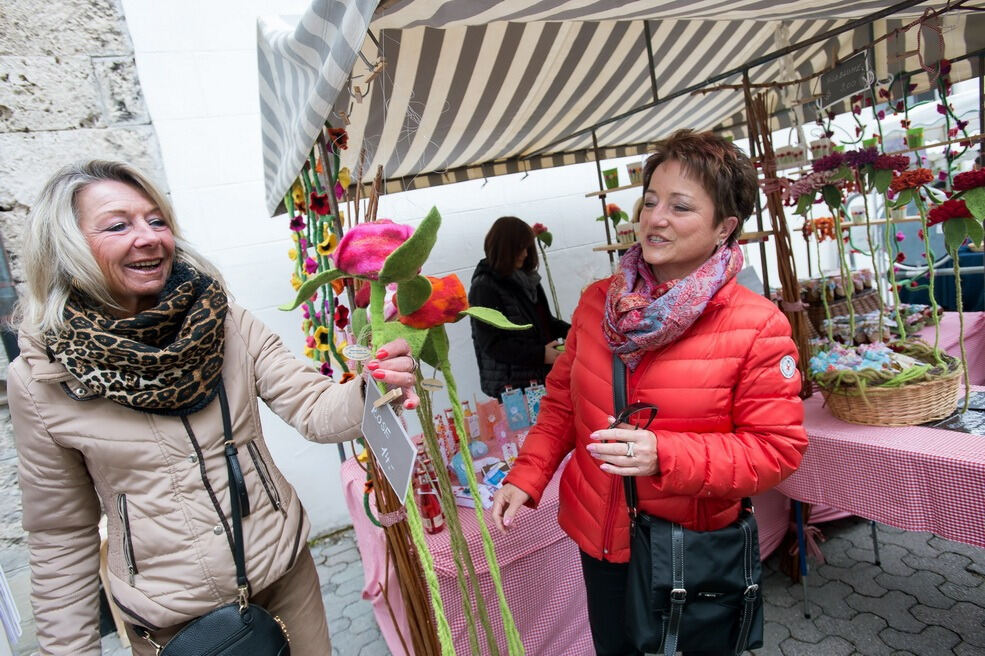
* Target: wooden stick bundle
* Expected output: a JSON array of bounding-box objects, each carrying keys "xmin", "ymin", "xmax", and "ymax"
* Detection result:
[{"xmin": 745, "ymin": 92, "xmax": 814, "ymax": 398}]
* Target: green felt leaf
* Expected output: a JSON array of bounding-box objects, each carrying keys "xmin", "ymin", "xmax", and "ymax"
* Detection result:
[
  {"xmin": 891, "ymin": 188, "xmax": 913, "ymax": 209},
  {"xmin": 418, "ymin": 328, "xmax": 442, "ymax": 368},
  {"xmin": 965, "ymin": 217, "xmax": 984, "ymax": 248},
  {"xmin": 942, "ymin": 218, "xmax": 968, "ymax": 253},
  {"xmin": 964, "ymin": 187, "xmax": 985, "ymax": 221},
  {"xmin": 794, "ymin": 193, "xmax": 814, "ymax": 216},
  {"xmin": 378, "ymin": 319, "xmax": 429, "ymax": 357},
  {"xmin": 821, "ymin": 185, "xmax": 843, "ymax": 211},
  {"xmin": 279, "ymin": 269, "xmax": 345, "ymax": 311},
  {"xmin": 460, "ymin": 306, "xmax": 532, "ymax": 330},
  {"xmin": 422, "ymin": 326, "xmax": 450, "ymax": 368},
  {"xmin": 537, "ymin": 231, "xmax": 554, "ymax": 247},
  {"xmin": 378, "ymin": 206, "xmax": 441, "ymax": 284},
  {"xmin": 396, "ymin": 275, "xmax": 432, "ymax": 315},
  {"xmin": 873, "ymin": 169, "xmax": 893, "ymax": 194}
]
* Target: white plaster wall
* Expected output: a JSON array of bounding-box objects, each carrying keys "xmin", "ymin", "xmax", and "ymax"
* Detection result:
[{"xmin": 119, "ymin": 0, "xmax": 638, "ymax": 535}]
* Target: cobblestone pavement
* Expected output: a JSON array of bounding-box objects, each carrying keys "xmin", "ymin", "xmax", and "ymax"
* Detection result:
[
  {"xmin": 1, "ymin": 382, "xmax": 982, "ymax": 656},
  {"xmin": 98, "ymin": 516, "xmax": 985, "ymax": 656}
]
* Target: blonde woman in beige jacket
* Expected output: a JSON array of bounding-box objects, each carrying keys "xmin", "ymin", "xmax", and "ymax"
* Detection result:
[{"xmin": 9, "ymin": 160, "xmax": 418, "ymax": 655}]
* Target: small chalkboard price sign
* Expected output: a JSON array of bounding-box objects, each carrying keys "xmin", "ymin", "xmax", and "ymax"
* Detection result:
[
  {"xmin": 820, "ymin": 50, "xmax": 874, "ymax": 109},
  {"xmin": 361, "ymin": 382, "xmax": 417, "ymax": 502}
]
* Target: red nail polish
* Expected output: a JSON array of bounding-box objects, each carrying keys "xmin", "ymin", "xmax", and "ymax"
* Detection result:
[
  {"xmin": 376, "ymin": 349, "xmax": 389, "ymax": 359},
  {"xmin": 405, "ymin": 400, "xmax": 418, "ymax": 410},
  {"xmin": 366, "ymin": 361, "xmax": 379, "ymax": 370},
  {"xmin": 372, "ymin": 370, "xmax": 386, "ymax": 380}
]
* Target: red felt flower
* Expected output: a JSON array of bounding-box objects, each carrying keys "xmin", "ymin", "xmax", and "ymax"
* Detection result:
[
  {"xmin": 310, "ymin": 192, "xmax": 331, "ymax": 215},
  {"xmin": 532, "ymin": 223, "xmax": 548, "ymax": 235},
  {"xmin": 398, "ymin": 274, "xmax": 469, "ymax": 329},
  {"xmin": 334, "ymin": 305, "xmax": 350, "ymax": 330},
  {"xmin": 927, "ymin": 199, "xmax": 971, "ymax": 227},
  {"xmin": 320, "ymin": 362, "xmax": 333, "ymax": 377},
  {"xmin": 354, "ymin": 280, "xmax": 370, "ymax": 308},
  {"xmin": 889, "ymin": 168, "xmax": 933, "ymax": 192},
  {"xmin": 327, "ymin": 127, "xmax": 348, "ymax": 151},
  {"xmin": 895, "ymin": 252, "xmax": 906, "ymax": 263},
  {"xmin": 953, "ymin": 170, "xmax": 985, "ymax": 192}
]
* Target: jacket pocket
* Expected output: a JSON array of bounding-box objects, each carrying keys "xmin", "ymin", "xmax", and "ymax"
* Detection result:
[
  {"xmin": 247, "ymin": 441, "xmax": 284, "ymax": 514},
  {"xmin": 116, "ymin": 493, "xmax": 139, "ymax": 586}
]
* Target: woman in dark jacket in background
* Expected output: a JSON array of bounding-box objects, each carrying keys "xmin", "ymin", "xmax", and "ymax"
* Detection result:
[{"xmin": 469, "ymin": 216, "xmax": 570, "ymax": 399}]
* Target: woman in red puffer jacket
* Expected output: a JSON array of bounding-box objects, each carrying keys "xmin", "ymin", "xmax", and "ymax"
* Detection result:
[{"xmin": 492, "ymin": 130, "xmax": 808, "ymax": 656}]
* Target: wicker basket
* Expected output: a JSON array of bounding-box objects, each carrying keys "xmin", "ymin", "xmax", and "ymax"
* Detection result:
[
  {"xmin": 821, "ymin": 364, "xmax": 962, "ymax": 426},
  {"xmin": 805, "ymin": 287, "xmax": 882, "ymax": 335}
]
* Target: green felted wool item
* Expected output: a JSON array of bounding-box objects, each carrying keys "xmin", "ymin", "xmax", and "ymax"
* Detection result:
[
  {"xmin": 379, "ymin": 206, "xmax": 442, "ymax": 284},
  {"xmin": 279, "ymin": 269, "xmax": 345, "ymax": 311},
  {"xmin": 460, "ymin": 307, "xmax": 532, "ymax": 330},
  {"xmin": 397, "ymin": 275, "xmax": 433, "ymax": 315}
]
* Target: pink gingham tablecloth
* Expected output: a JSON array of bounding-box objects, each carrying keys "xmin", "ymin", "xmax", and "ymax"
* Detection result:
[
  {"xmin": 341, "ymin": 455, "xmax": 594, "ymax": 656},
  {"xmin": 776, "ymin": 387, "xmax": 985, "ymax": 548},
  {"xmin": 917, "ymin": 311, "xmax": 985, "ymax": 386}
]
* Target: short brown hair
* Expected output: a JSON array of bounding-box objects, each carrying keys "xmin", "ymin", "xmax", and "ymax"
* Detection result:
[
  {"xmin": 641, "ymin": 129, "xmax": 758, "ymax": 244},
  {"xmin": 483, "ymin": 216, "xmax": 538, "ymax": 277}
]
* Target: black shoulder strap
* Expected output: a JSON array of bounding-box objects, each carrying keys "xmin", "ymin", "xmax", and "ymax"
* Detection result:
[
  {"xmin": 218, "ymin": 380, "xmax": 250, "ymax": 596},
  {"xmin": 612, "ymin": 355, "xmax": 639, "ymax": 520}
]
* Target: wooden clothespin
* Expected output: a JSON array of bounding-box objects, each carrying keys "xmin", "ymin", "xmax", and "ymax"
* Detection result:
[{"xmin": 373, "ymin": 387, "xmax": 403, "ymax": 409}]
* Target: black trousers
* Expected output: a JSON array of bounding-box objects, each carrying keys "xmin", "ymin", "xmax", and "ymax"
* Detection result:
[{"xmin": 579, "ymin": 550, "xmax": 728, "ymax": 656}]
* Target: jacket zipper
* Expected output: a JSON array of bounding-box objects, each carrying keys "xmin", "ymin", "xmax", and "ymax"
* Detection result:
[
  {"xmin": 181, "ymin": 416, "xmax": 235, "ymax": 555},
  {"xmin": 600, "ymin": 474, "xmax": 621, "ymax": 558},
  {"xmin": 247, "ymin": 441, "xmax": 285, "ymax": 514},
  {"xmin": 117, "ymin": 493, "xmax": 138, "ymax": 586}
]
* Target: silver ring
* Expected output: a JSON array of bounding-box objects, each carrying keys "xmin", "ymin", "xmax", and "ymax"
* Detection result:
[
  {"xmin": 625, "ymin": 442, "xmax": 635, "ymax": 458},
  {"xmin": 408, "ymin": 358, "xmax": 418, "ymax": 373}
]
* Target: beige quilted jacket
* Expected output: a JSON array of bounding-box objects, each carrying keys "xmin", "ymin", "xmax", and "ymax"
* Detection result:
[{"xmin": 9, "ymin": 304, "xmax": 364, "ymax": 655}]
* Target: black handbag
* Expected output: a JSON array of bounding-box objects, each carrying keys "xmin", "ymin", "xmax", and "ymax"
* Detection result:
[
  {"xmin": 137, "ymin": 380, "xmax": 291, "ymax": 656},
  {"xmin": 613, "ymin": 355, "xmax": 763, "ymax": 656}
]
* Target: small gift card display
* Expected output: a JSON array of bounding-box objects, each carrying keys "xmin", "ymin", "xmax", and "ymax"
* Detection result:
[
  {"xmin": 501, "ymin": 387, "xmax": 531, "ymax": 431},
  {"xmin": 524, "ymin": 383, "xmax": 547, "ymax": 424}
]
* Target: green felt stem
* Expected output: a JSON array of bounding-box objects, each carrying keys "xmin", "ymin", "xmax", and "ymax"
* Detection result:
[
  {"xmin": 413, "ymin": 377, "xmax": 497, "ymax": 656},
  {"xmin": 435, "ymin": 329, "xmax": 525, "ymax": 656},
  {"xmin": 813, "ymin": 234, "xmax": 835, "ymax": 343},
  {"xmin": 402, "ymin": 485, "xmax": 456, "ymax": 655},
  {"xmin": 536, "ymin": 241, "xmax": 562, "ymax": 319},
  {"xmin": 951, "ymin": 248, "xmax": 970, "ymax": 412},
  {"xmin": 882, "ymin": 193, "xmax": 907, "ymax": 340},
  {"xmin": 370, "ymin": 281, "xmax": 455, "ymax": 654},
  {"xmin": 832, "ymin": 209, "xmax": 857, "ymax": 340},
  {"xmin": 915, "ymin": 194, "xmax": 944, "ymax": 364},
  {"xmin": 856, "ymin": 171, "xmax": 886, "ymax": 338}
]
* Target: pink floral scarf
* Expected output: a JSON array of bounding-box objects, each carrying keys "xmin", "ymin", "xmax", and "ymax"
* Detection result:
[{"xmin": 604, "ymin": 243, "xmax": 743, "ymax": 370}]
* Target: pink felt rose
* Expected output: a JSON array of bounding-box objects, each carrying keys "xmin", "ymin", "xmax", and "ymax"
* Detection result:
[{"xmin": 332, "ymin": 219, "xmax": 413, "ymax": 279}]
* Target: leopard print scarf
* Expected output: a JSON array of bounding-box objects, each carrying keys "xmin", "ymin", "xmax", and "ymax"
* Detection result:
[{"xmin": 47, "ymin": 261, "xmax": 228, "ymax": 416}]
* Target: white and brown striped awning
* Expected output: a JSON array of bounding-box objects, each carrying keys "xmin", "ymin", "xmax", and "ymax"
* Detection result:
[{"xmin": 258, "ymin": 0, "xmax": 985, "ymax": 214}]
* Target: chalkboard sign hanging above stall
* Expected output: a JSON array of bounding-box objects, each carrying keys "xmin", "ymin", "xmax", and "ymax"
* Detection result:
[{"xmin": 819, "ymin": 50, "xmax": 875, "ymax": 109}]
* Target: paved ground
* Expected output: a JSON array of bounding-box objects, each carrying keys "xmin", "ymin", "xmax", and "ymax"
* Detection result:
[{"xmin": 94, "ymin": 516, "xmax": 984, "ymax": 656}]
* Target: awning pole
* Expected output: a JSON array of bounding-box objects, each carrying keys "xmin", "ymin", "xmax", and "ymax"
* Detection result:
[
  {"xmin": 742, "ymin": 69, "xmax": 773, "ymax": 299},
  {"xmin": 592, "ymin": 130, "xmax": 616, "ymax": 267}
]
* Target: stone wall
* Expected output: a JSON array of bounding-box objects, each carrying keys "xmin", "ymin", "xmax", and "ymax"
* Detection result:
[
  {"xmin": 0, "ymin": 2, "xmax": 165, "ymax": 651},
  {"xmin": 0, "ymin": 0, "xmax": 165, "ymax": 293}
]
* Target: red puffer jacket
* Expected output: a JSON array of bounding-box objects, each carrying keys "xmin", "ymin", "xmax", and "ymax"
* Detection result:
[{"xmin": 504, "ymin": 276, "xmax": 808, "ymax": 562}]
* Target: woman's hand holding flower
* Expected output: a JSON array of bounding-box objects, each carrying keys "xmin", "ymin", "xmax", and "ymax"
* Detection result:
[
  {"xmin": 587, "ymin": 418, "xmax": 659, "ymax": 477},
  {"xmin": 364, "ymin": 337, "xmax": 420, "ymax": 410}
]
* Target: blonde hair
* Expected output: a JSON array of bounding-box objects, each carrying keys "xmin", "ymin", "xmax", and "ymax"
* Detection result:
[{"xmin": 15, "ymin": 160, "xmax": 226, "ymax": 337}]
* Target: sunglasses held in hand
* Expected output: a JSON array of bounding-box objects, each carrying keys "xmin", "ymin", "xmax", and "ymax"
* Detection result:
[{"xmin": 609, "ymin": 402, "xmax": 658, "ymax": 431}]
